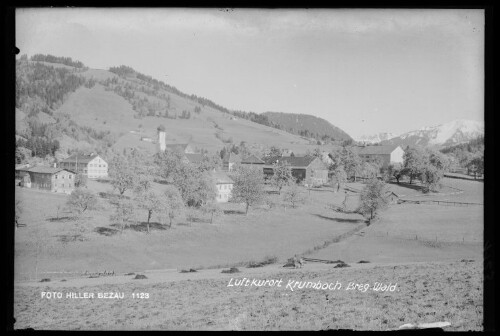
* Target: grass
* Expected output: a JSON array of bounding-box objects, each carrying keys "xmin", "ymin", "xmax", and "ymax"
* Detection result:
[
  {"xmin": 54, "ymin": 81, "xmax": 333, "ymax": 155},
  {"xmin": 13, "ymin": 260, "xmax": 482, "ymax": 330},
  {"xmin": 14, "ymin": 183, "xmax": 364, "ymax": 280}
]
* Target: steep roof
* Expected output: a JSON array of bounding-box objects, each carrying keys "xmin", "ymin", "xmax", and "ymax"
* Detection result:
[
  {"xmin": 240, "ymin": 153, "xmax": 265, "ymax": 164},
  {"xmin": 184, "ymin": 153, "xmax": 204, "ymax": 164},
  {"xmin": 165, "ymin": 143, "xmax": 190, "ymax": 152},
  {"xmin": 358, "ymin": 145, "xmax": 400, "ymax": 155},
  {"xmin": 264, "ymin": 156, "xmax": 317, "ymax": 168},
  {"xmin": 222, "ymin": 152, "xmax": 241, "ymax": 164},
  {"xmin": 60, "ymin": 153, "xmax": 100, "ymax": 164},
  {"xmin": 25, "ymin": 167, "xmax": 75, "ymax": 175},
  {"xmin": 212, "ymin": 170, "xmax": 234, "ymax": 184}
]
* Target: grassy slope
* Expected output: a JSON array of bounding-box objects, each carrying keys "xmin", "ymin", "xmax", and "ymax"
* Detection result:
[
  {"xmin": 14, "ymin": 183, "xmax": 365, "ymax": 279},
  {"xmin": 57, "ymin": 68, "xmax": 344, "ymax": 155},
  {"xmin": 309, "ymin": 178, "xmax": 483, "ymax": 264},
  {"xmin": 56, "ymin": 69, "xmax": 323, "ymax": 155},
  {"xmin": 14, "ymin": 260, "xmax": 482, "ymax": 330}
]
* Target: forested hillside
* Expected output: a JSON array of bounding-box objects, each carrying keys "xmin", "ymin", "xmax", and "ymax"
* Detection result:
[
  {"xmin": 440, "ymin": 135, "xmax": 484, "ymax": 174},
  {"xmin": 16, "ymin": 54, "xmax": 334, "ymax": 165},
  {"xmin": 262, "ymin": 111, "xmax": 352, "ymax": 143}
]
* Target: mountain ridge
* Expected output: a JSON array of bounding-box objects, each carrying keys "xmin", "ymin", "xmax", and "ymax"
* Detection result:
[{"xmin": 378, "ymin": 119, "xmax": 484, "ymax": 148}]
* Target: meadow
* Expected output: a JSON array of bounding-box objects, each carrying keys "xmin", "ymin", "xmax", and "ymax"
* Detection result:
[
  {"xmin": 14, "ymin": 181, "xmax": 365, "ymax": 280},
  {"xmin": 14, "ymin": 175, "xmax": 484, "ymax": 331},
  {"xmin": 309, "ymin": 177, "xmax": 483, "ymax": 264},
  {"xmin": 14, "ymin": 260, "xmax": 482, "ymax": 330}
]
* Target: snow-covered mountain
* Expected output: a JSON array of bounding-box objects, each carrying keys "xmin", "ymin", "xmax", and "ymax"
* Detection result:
[
  {"xmin": 379, "ymin": 119, "xmax": 484, "ymax": 148},
  {"xmin": 356, "ymin": 132, "xmax": 398, "ymax": 144}
]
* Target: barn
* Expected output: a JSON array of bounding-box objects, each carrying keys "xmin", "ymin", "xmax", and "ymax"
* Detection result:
[
  {"xmin": 16, "ymin": 166, "xmax": 76, "ymax": 194},
  {"xmin": 263, "ymin": 156, "xmax": 329, "ymax": 186}
]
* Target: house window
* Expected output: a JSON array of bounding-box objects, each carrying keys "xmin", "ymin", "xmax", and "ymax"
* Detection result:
[
  {"xmin": 69, "ymin": 175, "xmax": 72, "ymax": 179},
  {"xmin": 55, "ymin": 175, "xmax": 58, "ymax": 179}
]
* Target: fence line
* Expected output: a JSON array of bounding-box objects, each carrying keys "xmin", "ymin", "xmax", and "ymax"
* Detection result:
[
  {"xmin": 367, "ymin": 231, "xmax": 482, "ymax": 244},
  {"xmin": 399, "ymin": 199, "xmax": 483, "ymax": 207}
]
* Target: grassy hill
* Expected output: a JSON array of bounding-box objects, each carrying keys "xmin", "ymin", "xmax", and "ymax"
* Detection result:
[
  {"xmin": 17, "ymin": 55, "xmax": 350, "ymax": 157},
  {"xmin": 263, "ymin": 111, "xmax": 352, "ymax": 143},
  {"xmin": 54, "ymin": 64, "xmax": 343, "ymax": 155}
]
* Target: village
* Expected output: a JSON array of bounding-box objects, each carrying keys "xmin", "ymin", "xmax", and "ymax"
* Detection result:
[
  {"xmin": 15, "ymin": 129, "xmax": 406, "ymax": 202},
  {"xmin": 12, "ymin": 8, "xmax": 486, "ymax": 332}
]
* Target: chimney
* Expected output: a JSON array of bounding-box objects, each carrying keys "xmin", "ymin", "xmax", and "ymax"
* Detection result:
[
  {"xmin": 158, "ymin": 131, "xmax": 166, "ymax": 152},
  {"xmin": 53, "ymin": 163, "xmax": 57, "ymax": 168}
]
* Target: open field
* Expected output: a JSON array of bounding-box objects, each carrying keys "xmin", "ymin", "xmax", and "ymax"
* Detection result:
[
  {"xmin": 14, "ymin": 183, "xmax": 365, "ymax": 280},
  {"xmin": 14, "ymin": 176, "xmax": 484, "ymax": 330},
  {"xmin": 387, "ymin": 177, "xmax": 484, "ymax": 204},
  {"xmin": 13, "ymin": 260, "xmax": 482, "ymax": 330},
  {"xmin": 309, "ymin": 188, "xmax": 482, "ymax": 264}
]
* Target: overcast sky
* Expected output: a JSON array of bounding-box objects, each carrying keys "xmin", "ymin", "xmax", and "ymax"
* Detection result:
[{"xmin": 16, "ymin": 8, "xmax": 484, "ymax": 138}]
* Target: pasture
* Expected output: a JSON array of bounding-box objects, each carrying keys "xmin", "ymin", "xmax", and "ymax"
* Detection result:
[
  {"xmin": 13, "ymin": 260, "xmax": 482, "ymax": 330},
  {"xmin": 14, "ymin": 182, "xmax": 365, "ymax": 280},
  {"xmin": 309, "ymin": 178, "xmax": 483, "ymax": 264}
]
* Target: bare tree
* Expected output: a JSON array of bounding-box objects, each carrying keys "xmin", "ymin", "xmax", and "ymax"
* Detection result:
[
  {"xmin": 283, "ymin": 184, "xmax": 306, "ymax": 209},
  {"xmin": 110, "ymin": 198, "xmax": 135, "ymax": 233},
  {"xmin": 66, "ymin": 188, "xmax": 98, "ymax": 215}
]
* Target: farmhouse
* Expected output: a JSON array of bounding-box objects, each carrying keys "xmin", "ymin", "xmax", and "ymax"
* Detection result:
[
  {"xmin": 357, "ymin": 145, "xmax": 404, "ymax": 168},
  {"xmin": 59, "ymin": 153, "xmax": 108, "ymax": 179},
  {"xmin": 213, "ymin": 170, "xmax": 234, "ymax": 203},
  {"xmin": 222, "ymin": 152, "xmax": 241, "ymax": 171},
  {"xmin": 240, "ymin": 153, "xmax": 265, "ymax": 166},
  {"xmin": 16, "ymin": 166, "xmax": 76, "ymax": 194},
  {"xmin": 157, "ymin": 130, "xmax": 195, "ymax": 154},
  {"xmin": 183, "ymin": 153, "xmax": 204, "ymax": 165},
  {"xmin": 263, "ymin": 156, "xmax": 329, "ymax": 186},
  {"xmin": 164, "ymin": 143, "xmax": 195, "ymax": 154},
  {"xmin": 222, "ymin": 152, "xmax": 265, "ymax": 171}
]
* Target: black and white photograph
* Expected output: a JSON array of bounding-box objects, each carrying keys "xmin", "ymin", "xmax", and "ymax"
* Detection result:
[{"xmin": 12, "ymin": 8, "xmax": 486, "ymax": 330}]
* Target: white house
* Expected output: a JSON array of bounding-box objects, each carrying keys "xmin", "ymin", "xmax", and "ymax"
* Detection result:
[
  {"xmin": 357, "ymin": 145, "xmax": 405, "ymax": 168},
  {"xmin": 59, "ymin": 153, "xmax": 108, "ymax": 179},
  {"xmin": 213, "ymin": 170, "xmax": 234, "ymax": 203}
]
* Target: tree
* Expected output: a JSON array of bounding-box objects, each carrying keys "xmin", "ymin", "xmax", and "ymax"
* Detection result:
[
  {"xmin": 402, "ymin": 146, "xmax": 426, "ymax": 184},
  {"xmin": 15, "ymin": 199, "xmax": 23, "ymax": 229},
  {"xmin": 387, "ymin": 163, "xmax": 404, "ymax": 183},
  {"xmin": 67, "ymin": 188, "xmax": 98, "ymax": 215},
  {"xmin": 263, "ymin": 145, "xmax": 282, "ymax": 158},
  {"xmin": 110, "ymin": 198, "xmax": 135, "ymax": 233},
  {"xmin": 157, "ymin": 124, "xmax": 166, "ymax": 132},
  {"xmin": 230, "ymin": 165, "xmax": 266, "ymax": 214},
  {"xmin": 419, "ymin": 165, "xmax": 443, "ymax": 193},
  {"xmin": 195, "ymin": 153, "xmax": 222, "ymax": 172},
  {"xmin": 15, "ymin": 146, "xmax": 32, "ymax": 164},
  {"xmin": 360, "ymin": 161, "xmax": 379, "ymax": 179},
  {"xmin": 283, "ymin": 183, "xmax": 306, "ymax": 208},
  {"xmin": 74, "ymin": 173, "xmax": 87, "ymax": 188},
  {"xmin": 333, "ymin": 166, "xmax": 348, "ymax": 192},
  {"xmin": 357, "ymin": 178, "xmax": 388, "ymax": 222},
  {"xmin": 202, "ymin": 200, "xmax": 224, "ymax": 224},
  {"xmin": 339, "ymin": 146, "xmax": 362, "ymax": 182},
  {"xmin": 161, "ymin": 185, "xmax": 185, "ymax": 228},
  {"xmin": 175, "ymin": 166, "xmax": 217, "ymax": 207},
  {"xmin": 135, "ymin": 190, "xmax": 163, "ymax": 233},
  {"xmin": 271, "ymin": 160, "xmax": 294, "ymax": 195},
  {"xmin": 467, "ymin": 152, "xmax": 484, "ymax": 179},
  {"xmin": 109, "ymin": 154, "xmax": 136, "ymax": 195}
]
